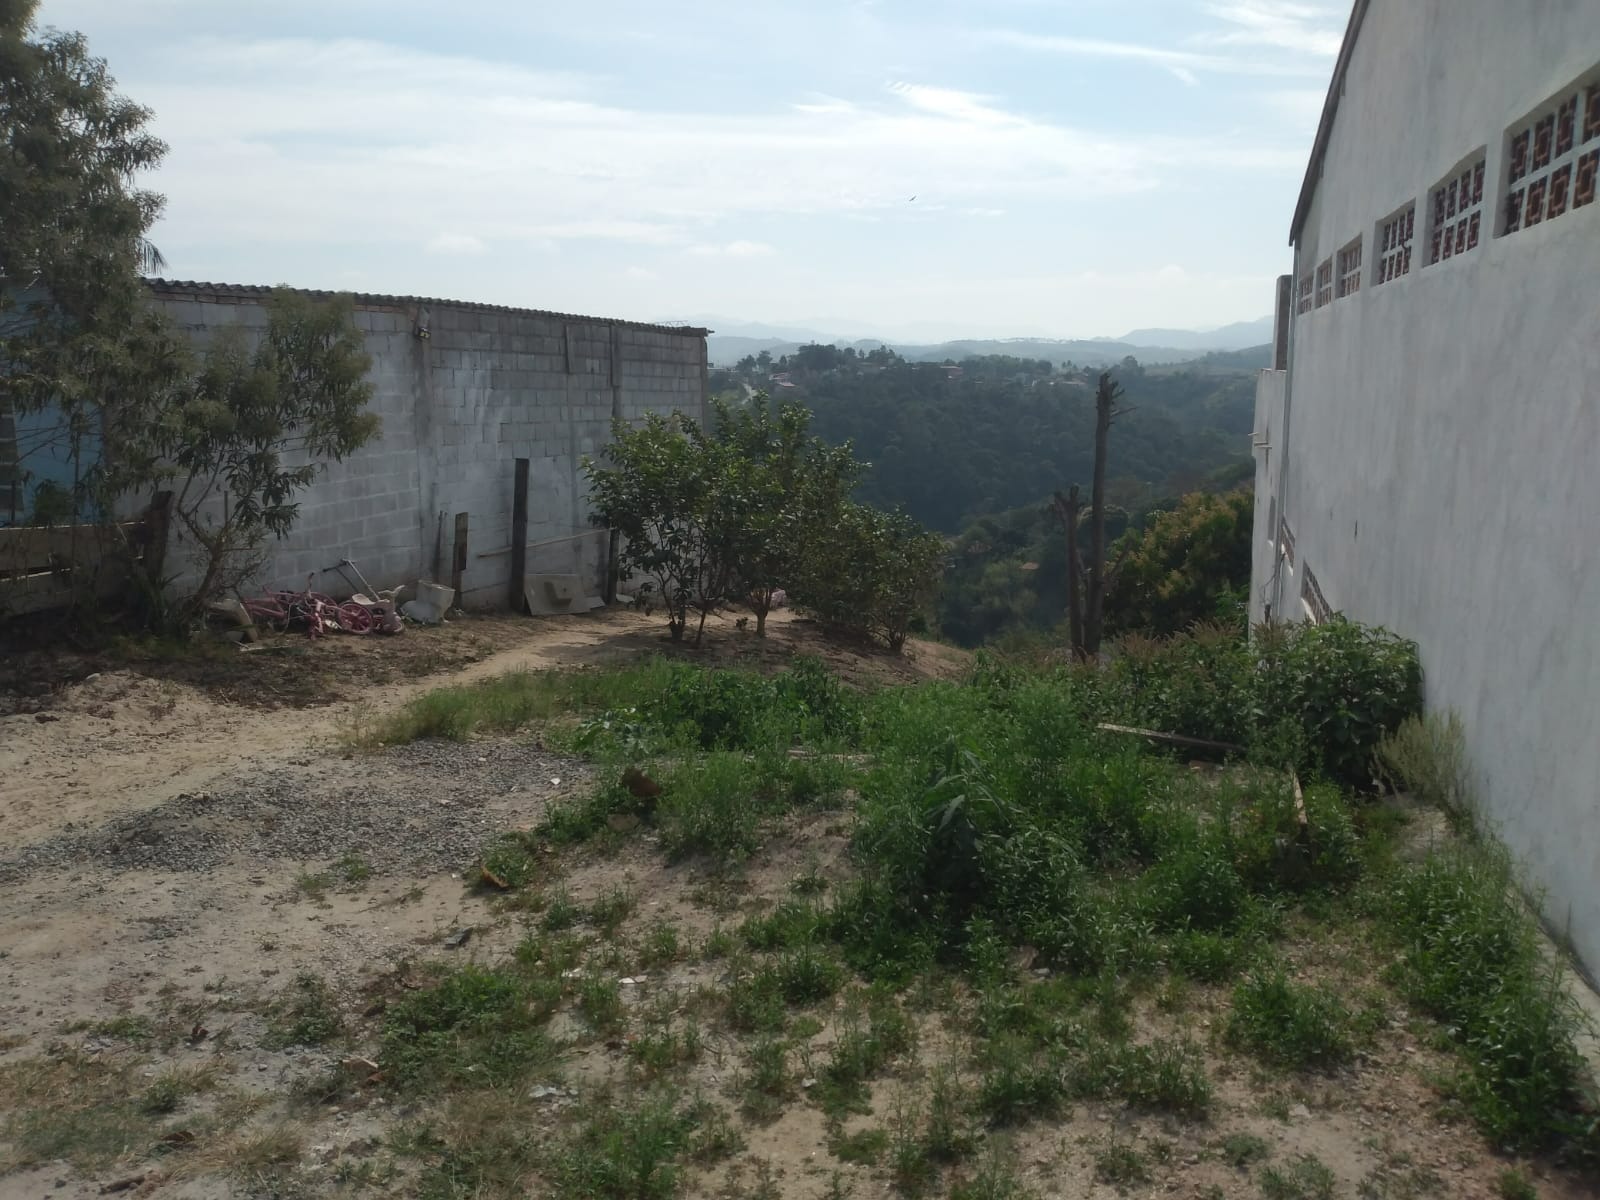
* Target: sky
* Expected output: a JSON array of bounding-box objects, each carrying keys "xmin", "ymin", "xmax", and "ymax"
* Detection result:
[{"xmin": 36, "ymin": 0, "xmax": 1344, "ymax": 341}]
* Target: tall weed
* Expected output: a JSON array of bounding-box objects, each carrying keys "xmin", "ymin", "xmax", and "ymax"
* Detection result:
[
  {"xmin": 1376, "ymin": 711, "xmax": 1474, "ymax": 830},
  {"xmin": 1384, "ymin": 844, "xmax": 1596, "ymax": 1152}
]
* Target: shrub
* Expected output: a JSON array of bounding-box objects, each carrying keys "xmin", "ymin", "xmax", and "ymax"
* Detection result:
[
  {"xmin": 1093, "ymin": 617, "xmax": 1422, "ymax": 788},
  {"xmin": 794, "ymin": 501, "xmax": 945, "ymax": 653},
  {"xmin": 1226, "ymin": 967, "xmax": 1352, "ymax": 1070},
  {"xmin": 725, "ymin": 966, "xmax": 787, "ymax": 1034},
  {"xmin": 381, "ymin": 965, "xmax": 557, "ymax": 1091},
  {"xmin": 1142, "ymin": 839, "xmax": 1249, "ymax": 932},
  {"xmin": 776, "ymin": 945, "xmax": 846, "ymax": 1004},
  {"xmin": 976, "ymin": 1036, "xmax": 1067, "ymax": 1126},
  {"xmin": 1104, "ymin": 623, "xmax": 1257, "ymax": 748},
  {"xmin": 1376, "ymin": 711, "xmax": 1473, "ymax": 829},
  {"xmin": 655, "ymin": 754, "xmax": 771, "ymax": 861},
  {"xmin": 1068, "ymin": 1038, "xmax": 1212, "ymax": 1117},
  {"xmin": 263, "ymin": 973, "xmax": 343, "ymax": 1049},
  {"xmin": 1384, "ymin": 845, "xmax": 1595, "ymax": 1151},
  {"xmin": 551, "ymin": 1094, "xmax": 699, "ymax": 1200},
  {"xmin": 1252, "ymin": 617, "xmax": 1422, "ymax": 786},
  {"xmin": 1259, "ymin": 1154, "xmax": 1336, "ymax": 1200}
]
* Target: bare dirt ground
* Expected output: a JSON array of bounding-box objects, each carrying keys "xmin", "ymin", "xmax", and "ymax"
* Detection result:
[
  {"xmin": 0, "ymin": 610, "xmax": 1594, "ymax": 1200},
  {"xmin": 0, "ymin": 608, "xmax": 969, "ymax": 1198}
]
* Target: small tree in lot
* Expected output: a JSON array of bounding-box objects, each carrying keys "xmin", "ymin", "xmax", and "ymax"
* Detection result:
[
  {"xmin": 585, "ymin": 411, "xmax": 742, "ymax": 645},
  {"xmin": 586, "ymin": 397, "xmax": 944, "ymax": 654},
  {"xmin": 711, "ymin": 395, "xmax": 859, "ymax": 636},
  {"xmin": 793, "ymin": 502, "xmax": 945, "ymax": 653},
  {"xmin": 124, "ymin": 293, "xmax": 380, "ymax": 625},
  {"xmin": 4, "ymin": 6, "xmax": 380, "ymax": 630}
]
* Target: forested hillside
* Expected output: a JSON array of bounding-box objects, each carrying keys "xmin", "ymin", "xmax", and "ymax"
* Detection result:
[
  {"xmin": 711, "ymin": 344, "xmax": 1261, "ymax": 647},
  {"xmin": 712, "ymin": 344, "xmax": 1256, "ymax": 534}
]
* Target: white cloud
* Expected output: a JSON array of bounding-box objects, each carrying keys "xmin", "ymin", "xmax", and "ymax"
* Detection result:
[
  {"xmin": 134, "ymin": 34, "xmax": 1302, "ymax": 267},
  {"xmin": 71, "ymin": 9, "xmax": 1306, "ymax": 328},
  {"xmin": 884, "ymin": 81, "xmax": 1020, "ymax": 126},
  {"xmin": 519, "ymin": 221, "xmax": 686, "ymax": 245},
  {"xmin": 1199, "ymin": 1, "xmax": 1344, "ymax": 57},
  {"xmin": 983, "ymin": 28, "xmax": 1326, "ymax": 77},
  {"xmin": 792, "ymin": 94, "xmax": 857, "ymax": 116},
  {"xmin": 983, "ymin": 32, "xmax": 1212, "ymax": 70},
  {"xmin": 426, "ymin": 232, "xmax": 486, "ymax": 256},
  {"xmin": 688, "ymin": 240, "xmax": 776, "ymax": 258}
]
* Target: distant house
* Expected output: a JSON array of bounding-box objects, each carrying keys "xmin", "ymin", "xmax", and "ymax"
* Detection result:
[{"xmin": 1250, "ymin": 2, "xmax": 1600, "ymax": 978}]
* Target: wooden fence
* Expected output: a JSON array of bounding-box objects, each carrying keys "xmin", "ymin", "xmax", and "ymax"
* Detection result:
[{"xmin": 0, "ymin": 493, "xmax": 170, "ymax": 618}]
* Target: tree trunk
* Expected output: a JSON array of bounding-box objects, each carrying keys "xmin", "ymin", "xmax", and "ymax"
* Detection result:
[
  {"xmin": 1084, "ymin": 372, "xmax": 1121, "ymax": 656},
  {"xmin": 754, "ymin": 590, "xmax": 770, "ymax": 637}
]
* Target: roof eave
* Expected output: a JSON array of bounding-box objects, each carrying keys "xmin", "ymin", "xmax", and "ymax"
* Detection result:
[
  {"xmin": 1288, "ymin": 0, "xmax": 1373, "ymax": 247},
  {"xmin": 142, "ymin": 279, "xmax": 710, "ymax": 339}
]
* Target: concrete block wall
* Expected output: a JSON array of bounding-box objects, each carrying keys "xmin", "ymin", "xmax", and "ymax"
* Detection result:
[{"xmin": 145, "ymin": 283, "xmax": 708, "ymax": 607}]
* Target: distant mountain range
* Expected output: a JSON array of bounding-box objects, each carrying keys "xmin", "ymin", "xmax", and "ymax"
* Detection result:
[
  {"xmin": 684, "ymin": 315, "xmax": 1275, "ymax": 368},
  {"xmin": 1112, "ymin": 318, "xmax": 1274, "ymax": 351}
]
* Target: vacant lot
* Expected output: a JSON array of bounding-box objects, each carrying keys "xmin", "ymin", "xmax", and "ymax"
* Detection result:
[{"xmin": 0, "ymin": 612, "xmax": 1594, "ymax": 1200}]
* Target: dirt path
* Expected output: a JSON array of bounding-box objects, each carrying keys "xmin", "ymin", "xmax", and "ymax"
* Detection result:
[
  {"xmin": 0, "ymin": 611, "xmax": 622, "ymax": 848},
  {"xmin": 0, "ymin": 606, "xmax": 968, "ymax": 1199},
  {"xmin": 4, "ymin": 607, "xmax": 962, "ymax": 851}
]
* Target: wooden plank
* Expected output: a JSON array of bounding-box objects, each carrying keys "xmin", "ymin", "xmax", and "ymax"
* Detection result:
[
  {"xmin": 0, "ymin": 521, "xmax": 145, "ymax": 574},
  {"xmin": 0, "ymin": 565, "xmax": 125, "ymax": 616},
  {"xmin": 1095, "ymin": 722, "xmax": 1245, "ymax": 755},
  {"xmin": 509, "ymin": 459, "xmax": 529, "ymax": 612}
]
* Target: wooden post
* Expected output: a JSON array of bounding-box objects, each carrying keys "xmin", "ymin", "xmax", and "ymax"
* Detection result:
[
  {"xmin": 451, "ymin": 512, "xmax": 469, "ymax": 609},
  {"xmin": 144, "ymin": 491, "xmax": 174, "ymax": 581},
  {"xmin": 509, "ymin": 458, "xmax": 529, "ymax": 612}
]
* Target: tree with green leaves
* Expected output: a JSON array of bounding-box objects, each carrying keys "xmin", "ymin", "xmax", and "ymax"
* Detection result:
[
  {"xmin": 710, "ymin": 394, "xmax": 858, "ymax": 636},
  {"xmin": 795, "ymin": 501, "xmax": 945, "ymax": 653},
  {"xmin": 122, "ymin": 293, "xmax": 380, "ymax": 624},
  {"xmin": 4, "ymin": 8, "xmax": 380, "ymax": 626},
  {"xmin": 1105, "ymin": 488, "xmax": 1253, "ymax": 638},
  {"xmin": 586, "ymin": 398, "xmax": 944, "ymax": 653},
  {"xmin": 2, "ymin": 0, "xmax": 173, "ymax": 518},
  {"xmin": 584, "ymin": 411, "xmax": 742, "ymax": 645}
]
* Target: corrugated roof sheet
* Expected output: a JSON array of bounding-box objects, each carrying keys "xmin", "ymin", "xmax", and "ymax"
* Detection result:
[{"xmin": 144, "ymin": 279, "xmax": 709, "ymax": 338}]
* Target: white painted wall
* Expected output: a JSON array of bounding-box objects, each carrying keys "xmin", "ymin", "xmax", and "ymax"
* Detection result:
[
  {"xmin": 1254, "ymin": 0, "xmax": 1600, "ymax": 977},
  {"xmin": 149, "ymin": 286, "xmax": 707, "ymax": 606}
]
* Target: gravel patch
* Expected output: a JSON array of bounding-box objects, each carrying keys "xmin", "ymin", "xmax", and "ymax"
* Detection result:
[{"xmin": 0, "ymin": 739, "xmax": 589, "ymax": 883}]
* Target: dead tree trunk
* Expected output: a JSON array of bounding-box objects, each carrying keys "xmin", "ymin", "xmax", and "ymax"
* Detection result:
[
  {"xmin": 1051, "ymin": 486, "xmax": 1084, "ymax": 657},
  {"xmin": 1083, "ymin": 371, "xmax": 1125, "ymax": 656}
]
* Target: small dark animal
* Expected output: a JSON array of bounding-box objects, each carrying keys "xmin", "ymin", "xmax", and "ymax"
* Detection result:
[{"xmin": 622, "ymin": 766, "xmax": 662, "ymax": 798}]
